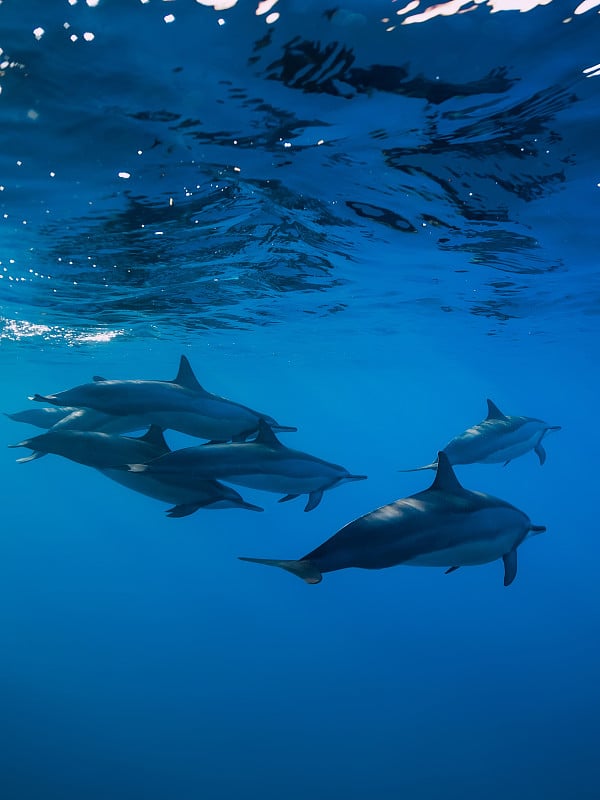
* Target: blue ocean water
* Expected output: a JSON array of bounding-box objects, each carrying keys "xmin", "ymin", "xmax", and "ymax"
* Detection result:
[{"xmin": 1, "ymin": 1, "xmax": 599, "ymax": 798}]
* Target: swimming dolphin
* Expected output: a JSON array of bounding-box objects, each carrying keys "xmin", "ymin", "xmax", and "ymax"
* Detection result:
[
  {"xmin": 126, "ymin": 419, "xmax": 367, "ymax": 512},
  {"xmin": 30, "ymin": 355, "xmax": 297, "ymax": 442},
  {"xmin": 5, "ymin": 407, "xmax": 79, "ymax": 429},
  {"xmin": 10, "ymin": 426, "xmax": 262, "ymax": 516},
  {"xmin": 5, "ymin": 406, "xmax": 144, "ymax": 435},
  {"xmin": 239, "ymin": 452, "xmax": 546, "ymax": 585},
  {"xmin": 401, "ymin": 399, "xmax": 561, "ymax": 471}
]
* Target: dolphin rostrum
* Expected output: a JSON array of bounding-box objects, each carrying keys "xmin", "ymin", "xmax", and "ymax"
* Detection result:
[
  {"xmin": 239, "ymin": 452, "xmax": 545, "ymax": 585},
  {"xmin": 10, "ymin": 426, "xmax": 262, "ymax": 516},
  {"xmin": 402, "ymin": 399, "xmax": 561, "ymax": 471},
  {"xmin": 126, "ymin": 419, "xmax": 367, "ymax": 512},
  {"xmin": 30, "ymin": 355, "xmax": 297, "ymax": 442}
]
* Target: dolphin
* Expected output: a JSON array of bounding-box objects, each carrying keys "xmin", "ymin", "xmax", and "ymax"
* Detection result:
[
  {"xmin": 30, "ymin": 355, "xmax": 297, "ymax": 442},
  {"xmin": 239, "ymin": 452, "xmax": 546, "ymax": 586},
  {"xmin": 5, "ymin": 407, "xmax": 79, "ymax": 429},
  {"xmin": 5, "ymin": 406, "xmax": 145, "ymax": 435},
  {"xmin": 401, "ymin": 399, "xmax": 561, "ymax": 471},
  {"xmin": 126, "ymin": 419, "xmax": 367, "ymax": 512},
  {"xmin": 10, "ymin": 426, "xmax": 262, "ymax": 516}
]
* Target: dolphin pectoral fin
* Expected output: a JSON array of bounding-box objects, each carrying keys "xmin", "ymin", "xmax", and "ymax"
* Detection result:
[
  {"xmin": 445, "ymin": 566, "xmax": 460, "ymax": 575},
  {"xmin": 502, "ymin": 551, "xmax": 518, "ymax": 587},
  {"xmin": 503, "ymin": 459, "xmax": 512, "ymax": 467},
  {"xmin": 535, "ymin": 443, "xmax": 547, "ymax": 466},
  {"xmin": 304, "ymin": 489, "xmax": 324, "ymax": 512},
  {"xmin": 16, "ymin": 451, "xmax": 46, "ymax": 463},
  {"xmin": 278, "ymin": 494, "xmax": 299, "ymax": 504},
  {"xmin": 166, "ymin": 500, "xmax": 221, "ymax": 517},
  {"xmin": 239, "ymin": 557, "xmax": 322, "ymax": 584}
]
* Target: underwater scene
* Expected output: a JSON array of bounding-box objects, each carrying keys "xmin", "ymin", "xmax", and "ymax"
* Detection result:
[{"xmin": 1, "ymin": 1, "xmax": 599, "ymax": 798}]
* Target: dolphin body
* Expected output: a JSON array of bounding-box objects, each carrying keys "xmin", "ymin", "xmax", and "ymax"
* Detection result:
[
  {"xmin": 127, "ymin": 419, "xmax": 367, "ymax": 512},
  {"xmin": 10, "ymin": 427, "xmax": 262, "ymax": 516},
  {"xmin": 31, "ymin": 355, "xmax": 297, "ymax": 442},
  {"xmin": 5, "ymin": 406, "xmax": 142, "ymax": 435},
  {"xmin": 402, "ymin": 399, "xmax": 561, "ymax": 472},
  {"xmin": 239, "ymin": 452, "xmax": 546, "ymax": 585}
]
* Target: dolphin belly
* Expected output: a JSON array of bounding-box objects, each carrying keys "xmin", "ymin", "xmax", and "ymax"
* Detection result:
[{"xmin": 217, "ymin": 471, "xmax": 329, "ymax": 494}]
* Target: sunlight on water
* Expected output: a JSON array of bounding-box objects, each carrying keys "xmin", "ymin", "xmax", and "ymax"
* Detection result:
[{"xmin": 0, "ymin": 316, "xmax": 125, "ymax": 344}]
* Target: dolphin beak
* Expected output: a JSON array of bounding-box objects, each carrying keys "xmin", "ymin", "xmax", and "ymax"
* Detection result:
[
  {"xmin": 548, "ymin": 426, "xmax": 562, "ymax": 432},
  {"xmin": 271, "ymin": 425, "xmax": 298, "ymax": 433},
  {"xmin": 239, "ymin": 501, "xmax": 264, "ymax": 512},
  {"xmin": 346, "ymin": 475, "xmax": 368, "ymax": 483}
]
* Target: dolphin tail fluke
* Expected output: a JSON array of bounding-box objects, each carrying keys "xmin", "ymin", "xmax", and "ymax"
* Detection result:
[
  {"xmin": 15, "ymin": 451, "xmax": 46, "ymax": 463},
  {"xmin": 239, "ymin": 556, "xmax": 322, "ymax": 584},
  {"xmin": 237, "ymin": 501, "xmax": 264, "ymax": 512},
  {"xmin": 398, "ymin": 462, "xmax": 438, "ymax": 473}
]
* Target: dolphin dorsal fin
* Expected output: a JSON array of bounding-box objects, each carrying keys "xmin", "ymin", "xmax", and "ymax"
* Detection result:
[
  {"xmin": 255, "ymin": 419, "xmax": 283, "ymax": 448},
  {"xmin": 430, "ymin": 452, "xmax": 464, "ymax": 494},
  {"xmin": 93, "ymin": 375, "xmax": 108, "ymax": 382},
  {"xmin": 137, "ymin": 425, "xmax": 170, "ymax": 452},
  {"xmin": 174, "ymin": 355, "xmax": 205, "ymax": 392},
  {"xmin": 486, "ymin": 399, "xmax": 507, "ymax": 420}
]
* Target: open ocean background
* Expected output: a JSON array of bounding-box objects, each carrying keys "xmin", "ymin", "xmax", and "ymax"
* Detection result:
[{"xmin": 1, "ymin": 1, "xmax": 599, "ymax": 798}]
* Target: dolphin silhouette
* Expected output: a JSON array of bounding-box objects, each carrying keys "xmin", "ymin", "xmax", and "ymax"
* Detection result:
[
  {"xmin": 30, "ymin": 355, "xmax": 296, "ymax": 442},
  {"xmin": 127, "ymin": 419, "xmax": 367, "ymax": 512},
  {"xmin": 10, "ymin": 426, "xmax": 262, "ymax": 515},
  {"xmin": 239, "ymin": 452, "xmax": 545, "ymax": 585},
  {"xmin": 402, "ymin": 399, "xmax": 561, "ymax": 471},
  {"xmin": 6, "ymin": 406, "xmax": 147, "ymax": 435}
]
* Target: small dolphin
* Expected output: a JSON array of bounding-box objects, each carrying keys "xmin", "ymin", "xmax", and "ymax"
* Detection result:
[
  {"xmin": 10, "ymin": 426, "xmax": 262, "ymax": 516},
  {"xmin": 5, "ymin": 407, "xmax": 79, "ymax": 429},
  {"xmin": 5, "ymin": 406, "xmax": 145, "ymax": 435},
  {"xmin": 31, "ymin": 355, "xmax": 297, "ymax": 442},
  {"xmin": 127, "ymin": 419, "xmax": 367, "ymax": 512},
  {"xmin": 239, "ymin": 452, "xmax": 546, "ymax": 585},
  {"xmin": 402, "ymin": 399, "xmax": 561, "ymax": 471}
]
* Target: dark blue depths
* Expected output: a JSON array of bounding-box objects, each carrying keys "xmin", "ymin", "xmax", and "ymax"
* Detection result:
[{"xmin": 0, "ymin": 2, "xmax": 599, "ymax": 799}]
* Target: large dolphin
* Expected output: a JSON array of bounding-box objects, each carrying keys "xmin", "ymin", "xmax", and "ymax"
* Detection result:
[
  {"xmin": 127, "ymin": 419, "xmax": 367, "ymax": 512},
  {"xmin": 10, "ymin": 426, "xmax": 262, "ymax": 516},
  {"xmin": 402, "ymin": 399, "xmax": 561, "ymax": 471},
  {"xmin": 30, "ymin": 355, "xmax": 297, "ymax": 442},
  {"xmin": 239, "ymin": 452, "xmax": 546, "ymax": 585},
  {"xmin": 5, "ymin": 406, "xmax": 142, "ymax": 435}
]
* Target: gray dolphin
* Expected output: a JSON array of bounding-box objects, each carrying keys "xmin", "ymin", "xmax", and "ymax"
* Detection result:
[
  {"xmin": 31, "ymin": 355, "xmax": 297, "ymax": 442},
  {"xmin": 127, "ymin": 419, "xmax": 367, "ymax": 512},
  {"xmin": 5, "ymin": 407, "xmax": 78, "ymax": 429},
  {"xmin": 10, "ymin": 426, "xmax": 262, "ymax": 516},
  {"xmin": 5, "ymin": 406, "xmax": 143, "ymax": 435},
  {"xmin": 239, "ymin": 452, "xmax": 546, "ymax": 585},
  {"xmin": 402, "ymin": 399, "xmax": 561, "ymax": 471}
]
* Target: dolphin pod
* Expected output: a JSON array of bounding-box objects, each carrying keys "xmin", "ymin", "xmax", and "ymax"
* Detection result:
[
  {"xmin": 7, "ymin": 357, "xmax": 555, "ymax": 585},
  {"xmin": 240, "ymin": 453, "xmax": 546, "ymax": 586},
  {"xmin": 401, "ymin": 399, "xmax": 561, "ymax": 471},
  {"xmin": 9, "ymin": 427, "xmax": 263, "ymax": 515}
]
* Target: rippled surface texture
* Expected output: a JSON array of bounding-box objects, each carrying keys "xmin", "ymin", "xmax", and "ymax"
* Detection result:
[{"xmin": 0, "ymin": 2, "xmax": 599, "ymax": 799}]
